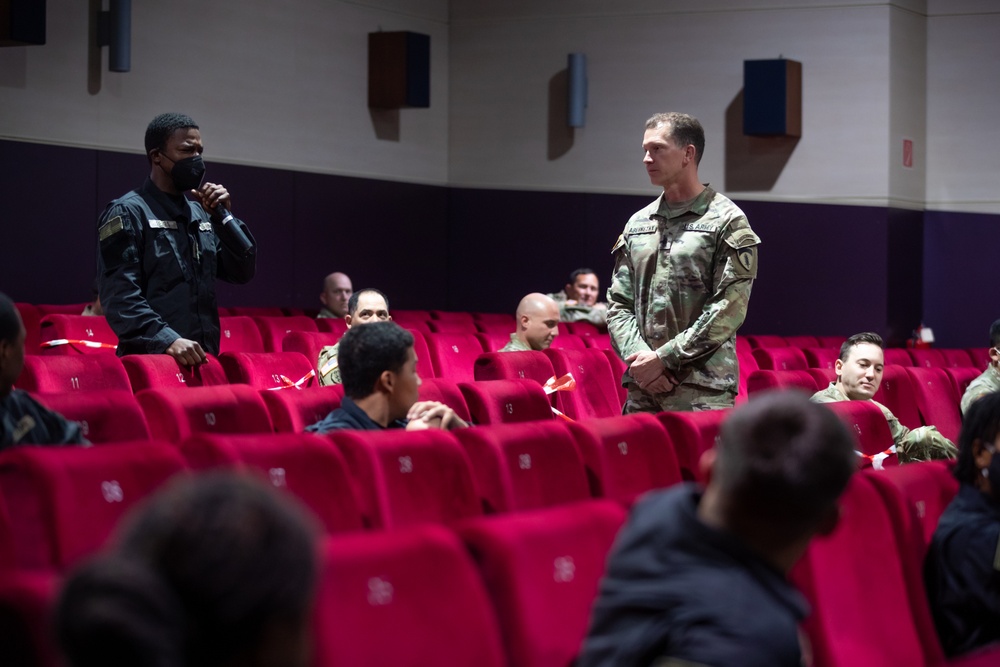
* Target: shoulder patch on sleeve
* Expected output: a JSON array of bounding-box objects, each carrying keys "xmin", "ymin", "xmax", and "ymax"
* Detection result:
[
  {"xmin": 611, "ymin": 234, "xmax": 625, "ymax": 253},
  {"xmin": 98, "ymin": 216, "xmax": 124, "ymax": 241},
  {"xmin": 724, "ymin": 228, "xmax": 761, "ymax": 250}
]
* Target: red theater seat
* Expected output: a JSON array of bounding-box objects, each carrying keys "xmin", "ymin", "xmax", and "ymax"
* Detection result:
[
  {"xmin": 35, "ymin": 391, "xmax": 151, "ymax": 442},
  {"xmin": 430, "ymin": 310, "xmax": 476, "ymax": 325},
  {"xmin": 750, "ymin": 346, "xmax": 808, "ymax": 371},
  {"xmin": 474, "ymin": 314, "xmax": 515, "ymax": 333},
  {"xmin": 869, "ymin": 460, "xmax": 958, "ymax": 547},
  {"xmin": 476, "ymin": 332, "xmax": 513, "ymax": 354},
  {"xmin": 815, "ymin": 335, "xmax": 847, "ymax": 348},
  {"xmin": 326, "ymin": 429, "xmax": 482, "ymax": 530},
  {"xmin": 136, "ymin": 385, "xmax": 274, "ymax": 441},
  {"xmin": 17, "ymin": 355, "xmax": 131, "ymax": 393},
  {"xmin": 783, "ymin": 335, "xmax": 820, "ymax": 348},
  {"xmin": 14, "ymin": 303, "xmax": 41, "ymax": 357},
  {"xmin": 179, "ymin": 433, "xmax": 363, "ymax": 534},
  {"xmin": 0, "ymin": 441, "xmax": 186, "ymax": 570},
  {"xmin": 940, "ymin": 348, "xmax": 978, "ymax": 368},
  {"xmin": 218, "ymin": 316, "xmax": 265, "ymax": 353},
  {"xmin": 808, "ymin": 367, "xmax": 837, "ymax": 389},
  {"xmin": 544, "ymin": 348, "xmax": 622, "ymax": 420},
  {"xmin": 459, "ymin": 379, "xmax": 554, "ymax": 425},
  {"xmin": 565, "ymin": 321, "xmax": 603, "ymax": 337},
  {"xmin": 453, "ymin": 421, "xmax": 591, "ymax": 513},
  {"xmin": 746, "ymin": 370, "xmax": 821, "ymax": 397},
  {"xmin": 38, "ymin": 315, "xmax": 118, "ymax": 355},
  {"xmin": 905, "ymin": 367, "xmax": 962, "ymax": 442},
  {"xmin": 407, "ymin": 329, "xmax": 436, "ymax": 380},
  {"xmin": 603, "ymin": 349, "xmax": 629, "ymax": 405},
  {"xmin": 745, "ymin": 334, "xmax": 787, "ymax": 349},
  {"xmin": 35, "ymin": 304, "xmax": 88, "ymax": 316},
  {"xmin": 121, "ymin": 353, "xmax": 229, "ymax": 392},
  {"xmin": 821, "ymin": 400, "xmax": 897, "ymax": 467},
  {"xmin": 583, "ymin": 334, "xmax": 612, "ymax": 350},
  {"xmin": 281, "ymin": 331, "xmax": 343, "ymax": 376},
  {"xmin": 219, "ymin": 351, "xmax": 316, "ymax": 390},
  {"xmin": 474, "ymin": 351, "xmax": 555, "ymax": 385},
  {"xmin": 656, "ymin": 409, "xmax": 731, "ymax": 482},
  {"xmin": 873, "ymin": 365, "xmax": 923, "ymax": 431},
  {"xmin": 428, "ymin": 319, "xmax": 478, "ymax": 334},
  {"xmin": 967, "ymin": 348, "xmax": 991, "ymax": 368},
  {"xmin": 945, "ymin": 366, "xmax": 984, "ymax": 398},
  {"xmin": 567, "ymin": 413, "xmax": 681, "ymax": 504},
  {"xmin": 908, "ymin": 348, "xmax": 949, "ymax": 368},
  {"xmin": 550, "ymin": 334, "xmax": 587, "ymax": 351},
  {"xmin": 456, "ymin": 500, "xmax": 628, "ymax": 667},
  {"xmin": 417, "ymin": 377, "xmax": 472, "ymax": 424},
  {"xmin": 425, "ymin": 334, "xmax": 486, "ymax": 383},
  {"xmin": 314, "ymin": 317, "xmax": 348, "ymax": 336},
  {"xmin": 883, "ymin": 348, "xmax": 914, "ymax": 366},
  {"xmin": 313, "ymin": 526, "xmax": 505, "ymax": 667},
  {"xmin": 803, "ymin": 347, "xmax": 840, "ymax": 370},
  {"xmin": 0, "ymin": 571, "xmax": 61, "ymax": 667},
  {"xmin": 260, "ymin": 386, "xmax": 344, "ymax": 432},
  {"xmin": 226, "ymin": 306, "xmax": 285, "ymax": 317},
  {"xmin": 251, "ymin": 315, "xmax": 318, "ymax": 353}
]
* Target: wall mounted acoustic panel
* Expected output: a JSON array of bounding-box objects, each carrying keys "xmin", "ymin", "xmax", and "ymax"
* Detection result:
[
  {"xmin": 368, "ymin": 31, "xmax": 430, "ymax": 109},
  {"xmin": 743, "ymin": 58, "xmax": 802, "ymax": 137}
]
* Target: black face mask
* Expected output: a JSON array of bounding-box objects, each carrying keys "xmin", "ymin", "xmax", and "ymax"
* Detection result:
[{"xmin": 168, "ymin": 155, "xmax": 206, "ymax": 191}]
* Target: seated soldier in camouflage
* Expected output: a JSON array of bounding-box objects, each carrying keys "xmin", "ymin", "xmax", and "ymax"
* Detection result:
[
  {"xmin": 810, "ymin": 331, "xmax": 957, "ymax": 463},
  {"xmin": 960, "ymin": 318, "xmax": 1000, "ymax": 415},
  {"xmin": 317, "ymin": 288, "xmax": 390, "ymax": 386},
  {"xmin": 500, "ymin": 293, "xmax": 561, "ymax": 352},
  {"xmin": 547, "ymin": 268, "xmax": 608, "ymax": 327}
]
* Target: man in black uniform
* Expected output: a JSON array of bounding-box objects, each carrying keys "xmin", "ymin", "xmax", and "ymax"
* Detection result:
[
  {"xmin": 97, "ymin": 113, "xmax": 257, "ymax": 366},
  {"xmin": 579, "ymin": 391, "xmax": 856, "ymax": 667},
  {"xmin": 0, "ymin": 293, "xmax": 87, "ymax": 449}
]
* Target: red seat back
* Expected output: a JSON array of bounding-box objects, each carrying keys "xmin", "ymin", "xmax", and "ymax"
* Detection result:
[
  {"xmin": 907, "ymin": 348, "xmax": 948, "ymax": 368},
  {"xmin": 314, "ymin": 316, "xmax": 348, "ymax": 336},
  {"xmin": 14, "ymin": 303, "xmax": 41, "ymax": 357},
  {"xmin": 121, "ymin": 353, "xmax": 229, "ymax": 392},
  {"xmin": 259, "ymin": 386, "xmax": 344, "ymax": 433},
  {"xmin": 783, "ymin": 335, "xmax": 820, "ymax": 348},
  {"xmin": 940, "ymin": 349, "xmax": 977, "ymax": 368},
  {"xmin": 428, "ymin": 319, "xmax": 478, "ymax": 334},
  {"xmin": 250, "ymin": 315, "xmax": 318, "ymax": 352},
  {"xmin": 549, "ymin": 334, "xmax": 587, "ymax": 350},
  {"xmin": 883, "ymin": 348, "xmax": 915, "ymax": 366},
  {"xmin": 425, "ymin": 334, "xmax": 487, "ymax": 382},
  {"xmin": 945, "ymin": 366, "xmax": 984, "ymax": 398},
  {"xmin": 750, "ymin": 347, "xmax": 808, "ymax": 371},
  {"xmin": 17, "ymin": 355, "xmax": 131, "ymax": 393},
  {"xmin": 905, "ymin": 367, "xmax": 962, "ymax": 441},
  {"xmin": 474, "ymin": 350, "xmax": 555, "ymax": 385},
  {"xmin": 873, "ymin": 365, "xmax": 922, "ymax": 430},
  {"xmin": 871, "ymin": 460, "xmax": 958, "ymax": 547},
  {"xmin": 281, "ymin": 331, "xmax": 342, "ymax": 375},
  {"xmin": 745, "ymin": 334, "xmax": 787, "ymax": 349},
  {"xmin": 38, "ymin": 315, "xmax": 118, "ymax": 355},
  {"xmin": 656, "ymin": 409, "xmax": 731, "ymax": 482},
  {"xmin": 565, "ymin": 321, "xmax": 603, "ymax": 337},
  {"xmin": 803, "ymin": 347, "xmax": 840, "ymax": 370},
  {"xmin": 544, "ymin": 348, "xmax": 622, "ymax": 420},
  {"xmin": 218, "ymin": 316, "xmax": 265, "ymax": 353},
  {"xmin": 35, "ymin": 390, "xmax": 151, "ymax": 443},
  {"xmin": 417, "ymin": 377, "xmax": 472, "ymax": 423},
  {"xmin": 136, "ymin": 385, "xmax": 274, "ymax": 441},
  {"xmin": 821, "ymin": 401, "xmax": 897, "ymax": 466},
  {"xmin": 219, "ymin": 351, "xmax": 316, "ymax": 390},
  {"xmin": 459, "ymin": 380, "xmax": 554, "ymax": 425}
]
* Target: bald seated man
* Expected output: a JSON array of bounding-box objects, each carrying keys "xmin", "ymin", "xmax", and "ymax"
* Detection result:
[
  {"xmin": 318, "ymin": 272, "xmax": 352, "ymax": 319},
  {"xmin": 500, "ymin": 293, "xmax": 560, "ymax": 352}
]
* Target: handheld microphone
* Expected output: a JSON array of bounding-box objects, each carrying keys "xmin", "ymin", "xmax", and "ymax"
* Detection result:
[{"xmin": 213, "ymin": 205, "xmax": 255, "ymax": 258}]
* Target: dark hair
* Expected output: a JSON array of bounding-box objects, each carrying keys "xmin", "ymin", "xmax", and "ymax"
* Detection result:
[
  {"xmin": 839, "ymin": 331, "xmax": 884, "ymax": 362},
  {"xmin": 645, "ymin": 112, "xmax": 705, "ymax": 165},
  {"xmin": 56, "ymin": 473, "xmax": 319, "ymax": 667},
  {"xmin": 0, "ymin": 292, "xmax": 21, "ymax": 343},
  {"xmin": 347, "ymin": 288, "xmax": 389, "ymax": 317},
  {"xmin": 144, "ymin": 113, "xmax": 198, "ymax": 158},
  {"xmin": 568, "ymin": 268, "xmax": 597, "ymax": 284},
  {"xmin": 989, "ymin": 319, "xmax": 1000, "ymax": 348},
  {"xmin": 954, "ymin": 391, "xmax": 1000, "ymax": 486},
  {"xmin": 338, "ymin": 321, "xmax": 413, "ymax": 400},
  {"xmin": 713, "ymin": 391, "xmax": 856, "ymax": 541}
]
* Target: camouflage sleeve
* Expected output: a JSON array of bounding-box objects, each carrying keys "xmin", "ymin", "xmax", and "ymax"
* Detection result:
[
  {"xmin": 317, "ymin": 345, "xmax": 341, "ymax": 387},
  {"xmin": 656, "ymin": 222, "xmax": 759, "ymax": 371},
  {"xmin": 607, "ymin": 235, "xmax": 653, "ymax": 361},
  {"xmin": 897, "ymin": 426, "xmax": 958, "ymax": 463}
]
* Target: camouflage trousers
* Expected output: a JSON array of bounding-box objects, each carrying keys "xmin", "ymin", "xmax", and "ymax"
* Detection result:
[{"xmin": 623, "ymin": 383, "xmax": 736, "ymax": 414}]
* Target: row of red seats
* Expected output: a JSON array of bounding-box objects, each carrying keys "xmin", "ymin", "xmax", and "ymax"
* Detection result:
[{"xmin": 744, "ymin": 343, "xmax": 989, "ymax": 372}]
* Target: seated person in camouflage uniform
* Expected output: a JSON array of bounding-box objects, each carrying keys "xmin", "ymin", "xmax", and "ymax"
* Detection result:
[
  {"xmin": 307, "ymin": 322, "xmax": 468, "ymax": 433},
  {"xmin": 317, "ymin": 288, "xmax": 391, "ymax": 386},
  {"xmin": 547, "ymin": 268, "xmax": 608, "ymax": 327},
  {"xmin": 810, "ymin": 331, "xmax": 957, "ymax": 463},
  {"xmin": 960, "ymin": 318, "xmax": 1000, "ymax": 415},
  {"xmin": 499, "ymin": 293, "xmax": 560, "ymax": 352},
  {"xmin": 1, "ymin": 292, "xmax": 89, "ymax": 449}
]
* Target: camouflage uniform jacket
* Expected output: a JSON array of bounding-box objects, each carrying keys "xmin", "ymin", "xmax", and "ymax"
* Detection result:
[
  {"xmin": 316, "ymin": 308, "xmax": 340, "ymax": 319},
  {"xmin": 811, "ymin": 382, "xmax": 957, "ymax": 463},
  {"xmin": 960, "ymin": 364, "xmax": 1000, "ymax": 415},
  {"xmin": 500, "ymin": 334, "xmax": 531, "ymax": 353},
  {"xmin": 607, "ymin": 186, "xmax": 759, "ymax": 397},
  {"xmin": 547, "ymin": 290, "xmax": 609, "ymax": 326},
  {"xmin": 317, "ymin": 342, "xmax": 341, "ymax": 386}
]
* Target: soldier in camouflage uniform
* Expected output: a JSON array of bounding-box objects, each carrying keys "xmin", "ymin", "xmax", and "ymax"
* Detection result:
[
  {"xmin": 960, "ymin": 319, "xmax": 1000, "ymax": 415},
  {"xmin": 547, "ymin": 268, "xmax": 609, "ymax": 327},
  {"xmin": 608, "ymin": 113, "xmax": 759, "ymax": 413},
  {"xmin": 499, "ymin": 293, "xmax": 560, "ymax": 352},
  {"xmin": 317, "ymin": 288, "xmax": 391, "ymax": 386},
  {"xmin": 810, "ymin": 332, "xmax": 957, "ymax": 463}
]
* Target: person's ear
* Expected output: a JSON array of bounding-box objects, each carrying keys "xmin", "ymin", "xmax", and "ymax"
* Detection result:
[
  {"xmin": 816, "ymin": 504, "xmax": 841, "ymax": 536},
  {"xmin": 990, "ymin": 348, "xmax": 1000, "ymax": 365},
  {"xmin": 345, "ymin": 314, "xmax": 353, "ymax": 329},
  {"xmin": 520, "ymin": 314, "xmax": 530, "ymax": 330},
  {"xmin": 834, "ymin": 358, "xmax": 844, "ymax": 378},
  {"xmin": 973, "ymin": 438, "xmax": 992, "ymax": 470},
  {"xmin": 378, "ymin": 369, "xmax": 395, "ymax": 395},
  {"xmin": 698, "ymin": 448, "xmax": 717, "ymax": 484}
]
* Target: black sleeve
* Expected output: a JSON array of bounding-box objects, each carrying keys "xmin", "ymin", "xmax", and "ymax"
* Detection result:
[{"xmin": 214, "ymin": 213, "xmax": 257, "ymax": 285}]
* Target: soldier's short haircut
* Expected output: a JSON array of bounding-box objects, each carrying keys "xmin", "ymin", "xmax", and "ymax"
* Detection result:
[
  {"xmin": 839, "ymin": 332, "xmax": 884, "ymax": 362},
  {"xmin": 144, "ymin": 113, "xmax": 198, "ymax": 159},
  {"xmin": 954, "ymin": 391, "xmax": 1000, "ymax": 486},
  {"xmin": 346, "ymin": 288, "xmax": 390, "ymax": 317},
  {"xmin": 0, "ymin": 292, "xmax": 21, "ymax": 343},
  {"xmin": 989, "ymin": 319, "xmax": 1000, "ymax": 348},
  {"xmin": 645, "ymin": 112, "xmax": 705, "ymax": 166},
  {"xmin": 338, "ymin": 321, "xmax": 413, "ymax": 400},
  {"xmin": 712, "ymin": 391, "xmax": 856, "ymax": 542},
  {"xmin": 568, "ymin": 268, "xmax": 597, "ymax": 284}
]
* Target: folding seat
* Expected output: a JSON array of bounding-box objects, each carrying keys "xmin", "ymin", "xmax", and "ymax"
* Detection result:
[
  {"xmin": 565, "ymin": 321, "xmax": 604, "ymax": 337},
  {"xmin": 750, "ymin": 346, "xmax": 808, "ymax": 371},
  {"xmin": 550, "ymin": 333, "xmax": 588, "ymax": 350},
  {"xmin": 544, "ymin": 348, "xmax": 622, "ymax": 420},
  {"xmin": 566, "ymin": 413, "xmax": 681, "ymax": 504},
  {"xmin": 474, "ymin": 313, "xmax": 516, "ymax": 334},
  {"xmin": 820, "ymin": 400, "xmax": 897, "ymax": 468},
  {"xmin": 390, "ymin": 312, "xmax": 432, "ymax": 335},
  {"xmin": 477, "ymin": 331, "xmax": 514, "ymax": 354},
  {"xmin": 455, "ymin": 500, "xmax": 628, "ymax": 667},
  {"xmin": 313, "ymin": 526, "xmax": 506, "ymax": 667},
  {"xmin": 873, "ymin": 364, "xmax": 923, "ymax": 430},
  {"xmin": 314, "ymin": 316, "xmax": 348, "ymax": 336},
  {"xmin": 459, "ymin": 379, "xmax": 554, "ymax": 425},
  {"xmin": 218, "ymin": 315, "xmax": 265, "ymax": 353},
  {"xmin": 736, "ymin": 342, "xmax": 758, "ymax": 405},
  {"xmin": 282, "ymin": 307, "xmax": 306, "ymax": 316},
  {"xmin": 940, "ymin": 348, "xmax": 978, "ymax": 368},
  {"xmin": 815, "ymin": 335, "xmax": 847, "ymax": 348},
  {"xmin": 453, "ymin": 421, "xmax": 591, "ymax": 513},
  {"xmin": 219, "ymin": 351, "xmax": 316, "ymax": 390},
  {"xmin": 406, "ymin": 329, "xmax": 436, "ymax": 379},
  {"xmin": 744, "ymin": 334, "xmax": 787, "ymax": 349},
  {"xmin": 251, "ymin": 315, "xmax": 319, "ymax": 352},
  {"xmin": 259, "ymin": 385, "xmax": 344, "ymax": 432},
  {"xmin": 17, "ymin": 355, "xmax": 131, "ymax": 393},
  {"xmin": 326, "ymin": 429, "xmax": 482, "ymax": 529},
  {"xmin": 428, "ymin": 318, "xmax": 478, "ymax": 334},
  {"xmin": 226, "ymin": 306, "xmax": 284, "ymax": 317},
  {"xmin": 908, "ymin": 348, "xmax": 949, "ymax": 368},
  {"xmin": 280, "ymin": 330, "xmax": 342, "ymax": 376},
  {"xmin": 424, "ymin": 333, "xmax": 487, "ymax": 382},
  {"xmin": 868, "ymin": 460, "xmax": 958, "ymax": 547},
  {"xmin": 38, "ymin": 314, "xmax": 118, "ymax": 355},
  {"xmin": 807, "ymin": 367, "xmax": 837, "ymax": 389},
  {"xmin": 745, "ymin": 370, "xmax": 821, "ymax": 397},
  {"xmin": 945, "ymin": 366, "xmax": 984, "ymax": 398},
  {"xmin": 583, "ymin": 333, "xmax": 613, "ymax": 350},
  {"xmin": 179, "ymin": 433, "xmax": 363, "ymax": 534},
  {"xmin": 136, "ymin": 385, "xmax": 274, "ymax": 441},
  {"xmin": 418, "ymin": 377, "xmax": 472, "ymax": 423},
  {"xmin": 0, "ymin": 441, "xmax": 187, "ymax": 570},
  {"xmin": 803, "ymin": 347, "xmax": 840, "ymax": 370},
  {"xmin": 14, "ymin": 303, "xmax": 41, "ymax": 357},
  {"xmin": 35, "ymin": 390, "xmax": 151, "ymax": 442},
  {"xmin": 967, "ymin": 347, "xmax": 991, "ymax": 368},
  {"xmin": 883, "ymin": 348, "xmax": 914, "ymax": 366},
  {"xmin": 783, "ymin": 335, "xmax": 820, "ymax": 348},
  {"xmin": 602, "ymin": 350, "xmax": 629, "ymax": 405},
  {"xmin": 35, "ymin": 304, "xmax": 87, "ymax": 315},
  {"xmin": 121, "ymin": 353, "xmax": 229, "ymax": 392},
  {"xmin": 474, "ymin": 350, "xmax": 555, "ymax": 384},
  {"xmin": 656, "ymin": 409, "xmax": 731, "ymax": 482},
  {"xmin": 905, "ymin": 367, "xmax": 962, "ymax": 441},
  {"xmin": 735, "ymin": 335, "xmax": 753, "ymax": 358},
  {"xmin": 790, "ymin": 473, "xmax": 943, "ymax": 667},
  {"xmin": 0, "ymin": 571, "xmax": 62, "ymax": 667},
  {"xmin": 429, "ymin": 310, "xmax": 476, "ymax": 325}
]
